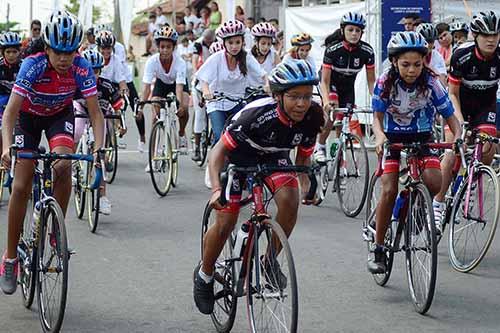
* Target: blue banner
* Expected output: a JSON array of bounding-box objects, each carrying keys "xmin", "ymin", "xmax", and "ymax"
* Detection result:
[{"xmin": 381, "ymin": 0, "xmax": 431, "ymax": 60}]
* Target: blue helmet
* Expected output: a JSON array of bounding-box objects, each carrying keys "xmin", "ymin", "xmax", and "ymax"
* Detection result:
[
  {"xmin": 269, "ymin": 59, "xmax": 319, "ymax": 93},
  {"xmin": 340, "ymin": 12, "xmax": 366, "ymax": 29},
  {"xmin": 387, "ymin": 31, "xmax": 428, "ymax": 58},
  {"xmin": 0, "ymin": 31, "xmax": 21, "ymax": 48},
  {"xmin": 43, "ymin": 10, "xmax": 84, "ymax": 52},
  {"xmin": 82, "ymin": 49, "xmax": 104, "ymax": 69}
]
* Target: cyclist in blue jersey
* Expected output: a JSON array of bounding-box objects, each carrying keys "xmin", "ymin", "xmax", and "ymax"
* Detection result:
[
  {"xmin": 368, "ymin": 32, "xmax": 462, "ymax": 274},
  {"xmin": 0, "ymin": 11, "xmax": 105, "ymax": 295}
]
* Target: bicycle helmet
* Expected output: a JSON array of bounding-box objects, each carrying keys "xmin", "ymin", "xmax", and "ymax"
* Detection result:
[
  {"xmin": 86, "ymin": 27, "xmax": 95, "ymax": 36},
  {"xmin": 95, "ymin": 30, "xmax": 116, "ymax": 48},
  {"xmin": 153, "ymin": 26, "xmax": 179, "ymax": 43},
  {"xmin": 251, "ymin": 22, "xmax": 276, "ymax": 38},
  {"xmin": 290, "ymin": 33, "xmax": 314, "ymax": 46},
  {"xmin": 470, "ymin": 11, "xmax": 500, "ymax": 35},
  {"xmin": 340, "ymin": 12, "xmax": 366, "ymax": 29},
  {"xmin": 387, "ymin": 31, "xmax": 428, "ymax": 59},
  {"xmin": 43, "ymin": 10, "xmax": 84, "ymax": 52},
  {"xmin": 209, "ymin": 40, "xmax": 224, "ymax": 54},
  {"xmin": 269, "ymin": 59, "xmax": 319, "ymax": 93},
  {"xmin": 216, "ymin": 20, "xmax": 245, "ymax": 40},
  {"xmin": 416, "ymin": 23, "xmax": 437, "ymax": 42},
  {"xmin": 0, "ymin": 31, "xmax": 21, "ymax": 48},
  {"xmin": 82, "ymin": 49, "xmax": 104, "ymax": 69},
  {"xmin": 450, "ymin": 21, "xmax": 469, "ymax": 34}
]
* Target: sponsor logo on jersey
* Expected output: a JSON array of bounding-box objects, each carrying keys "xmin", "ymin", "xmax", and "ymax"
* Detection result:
[
  {"xmin": 231, "ymin": 178, "xmax": 240, "ymax": 192},
  {"xmin": 278, "ymin": 159, "xmax": 288, "ymax": 166},
  {"xmin": 291, "ymin": 133, "xmax": 303, "ymax": 145},
  {"xmin": 15, "ymin": 135, "xmax": 24, "ymax": 148},
  {"xmin": 354, "ymin": 58, "xmax": 360, "ymax": 67},
  {"xmin": 65, "ymin": 121, "xmax": 74, "ymax": 133},
  {"xmin": 488, "ymin": 112, "xmax": 496, "ymax": 122},
  {"xmin": 490, "ymin": 67, "xmax": 497, "ymax": 79},
  {"xmin": 470, "ymin": 66, "xmax": 478, "ymax": 75},
  {"xmin": 83, "ymin": 79, "xmax": 94, "ymax": 87}
]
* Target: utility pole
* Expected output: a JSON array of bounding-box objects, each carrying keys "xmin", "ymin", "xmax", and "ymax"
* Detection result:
[
  {"xmin": 29, "ymin": 0, "xmax": 33, "ymax": 26},
  {"xmin": 6, "ymin": 3, "xmax": 10, "ymax": 31}
]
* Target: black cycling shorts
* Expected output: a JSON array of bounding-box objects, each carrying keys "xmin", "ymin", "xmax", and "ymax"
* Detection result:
[{"xmin": 152, "ymin": 78, "xmax": 189, "ymax": 97}]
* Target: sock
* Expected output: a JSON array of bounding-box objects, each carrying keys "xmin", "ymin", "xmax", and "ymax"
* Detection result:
[
  {"xmin": 5, "ymin": 257, "xmax": 17, "ymax": 264},
  {"xmin": 198, "ymin": 268, "xmax": 214, "ymax": 283},
  {"xmin": 432, "ymin": 199, "xmax": 445, "ymax": 210},
  {"xmin": 315, "ymin": 143, "xmax": 326, "ymax": 151}
]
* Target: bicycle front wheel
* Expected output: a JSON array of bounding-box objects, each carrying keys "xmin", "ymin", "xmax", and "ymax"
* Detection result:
[
  {"xmin": 246, "ymin": 220, "xmax": 298, "ymax": 333},
  {"xmin": 37, "ymin": 199, "xmax": 68, "ymax": 332},
  {"xmin": 449, "ymin": 165, "xmax": 500, "ymax": 273},
  {"xmin": 404, "ymin": 183, "xmax": 437, "ymax": 314},
  {"xmin": 198, "ymin": 125, "xmax": 212, "ymax": 168},
  {"xmin": 313, "ymin": 162, "xmax": 329, "ymax": 206},
  {"xmin": 72, "ymin": 151, "xmax": 86, "ymax": 219},
  {"xmin": 149, "ymin": 122, "xmax": 173, "ymax": 196},
  {"xmin": 19, "ymin": 192, "xmax": 37, "ymax": 309},
  {"xmin": 335, "ymin": 134, "xmax": 370, "ymax": 217},
  {"xmin": 200, "ymin": 203, "xmax": 237, "ymax": 332},
  {"xmin": 104, "ymin": 122, "xmax": 118, "ymax": 184},
  {"xmin": 86, "ymin": 163, "xmax": 100, "ymax": 233}
]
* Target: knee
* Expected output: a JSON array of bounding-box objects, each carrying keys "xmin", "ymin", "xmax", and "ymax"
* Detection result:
[
  {"xmin": 215, "ymin": 214, "xmax": 238, "ymax": 238},
  {"xmin": 53, "ymin": 161, "xmax": 72, "ymax": 181},
  {"xmin": 381, "ymin": 184, "xmax": 398, "ymax": 203},
  {"xmin": 12, "ymin": 180, "xmax": 32, "ymax": 200}
]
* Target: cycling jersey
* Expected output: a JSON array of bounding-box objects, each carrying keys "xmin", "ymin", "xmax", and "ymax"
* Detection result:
[
  {"xmin": 101, "ymin": 54, "xmax": 126, "ymax": 84},
  {"xmin": 0, "ymin": 57, "xmax": 21, "ymax": 95},
  {"xmin": 449, "ymin": 42, "xmax": 500, "ymax": 135},
  {"xmin": 221, "ymin": 97, "xmax": 324, "ymax": 166},
  {"xmin": 323, "ymin": 40, "xmax": 375, "ymax": 106},
  {"xmin": 192, "ymin": 40, "xmax": 211, "ymax": 70},
  {"xmin": 143, "ymin": 52, "xmax": 186, "ymax": 86},
  {"xmin": 372, "ymin": 70, "xmax": 454, "ymax": 134},
  {"xmin": 75, "ymin": 77, "xmax": 123, "ymax": 112},
  {"xmin": 249, "ymin": 49, "xmax": 277, "ymax": 86},
  {"xmin": 13, "ymin": 52, "xmax": 97, "ymax": 116}
]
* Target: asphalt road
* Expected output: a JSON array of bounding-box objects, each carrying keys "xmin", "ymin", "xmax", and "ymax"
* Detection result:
[{"xmin": 1, "ymin": 111, "xmax": 499, "ymax": 332}]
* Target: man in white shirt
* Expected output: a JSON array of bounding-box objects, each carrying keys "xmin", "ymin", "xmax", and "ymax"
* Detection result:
[{"xmin": 155, "ymin": 6, "xmax": 169, "ymax": 27}]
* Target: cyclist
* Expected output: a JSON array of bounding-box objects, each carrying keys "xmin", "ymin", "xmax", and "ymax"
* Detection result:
[
  {"xmin": 195, "ymin": 19, "xmax": 268, "ymax": 187},
  {"xmin": 139, "ymin": 26, "xmax": 189, "ymax": 171},
  {"xmin": 283, "ymin": 33, "xmax": 317, "ymax": 74},
  {"xmin": 368, "ymin": 31, "xmax": 462, "ymax": 273},
  {"xmin": 193, "ymin": 59, "xmax": 323, "ymax": 314},
  {"xmin": 450, "ymin": 21, "xmax": 469, "ymax": 50},
  {"xmin": 0, "ymin": 32, "xmax": 22, "ymax": 158},
  {"xmin": 0, "ymin": 10, "xmax": 104, "ymax": 294},
  {"xmin": 74, "ymin": 49, "xmax": 124, "ymax": 215},
  {"xmin": 314, "ymin": 11, "xmax": 376, "ymax": 163},
  {"xmin": 249, "ymin": 22, "xmax": 280, "ymax": 85},
  {"xmin": 434, "ymin": 11, "xmax": 500, "ymax": 231},
  {"xmin": 416, "ymin": 23, "xmax": 448, "ymax": 86},
  {"xmin": 95, "ymin": 30, "xmax": 128, "ymax": 95},
  {"xmin": 191, "ymin": 29, "xmax": 215, "ymax": 72}
]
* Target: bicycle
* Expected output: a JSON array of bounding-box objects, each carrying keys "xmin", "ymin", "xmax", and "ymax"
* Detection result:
[
  {"xmin": 363, "ymin": 141, "xmax": 453, "ymax": 314},
  {"xmin": 136, "ymin": 93, "xmax": 180, "ymax": 196},
  {"xmin": 73, "ymin": 112, "xmax": 112, "ymax": 233},
  {"xmin": 313, "ymin": 105, "xmax": 371, "ymax": 218},
  {"xmin": 9, "ymin": 145, "xmax": 102, "ymax": 332},
  {"xmin": 199, "ymin": 163, "xmax": 316, "ymax": 333}
]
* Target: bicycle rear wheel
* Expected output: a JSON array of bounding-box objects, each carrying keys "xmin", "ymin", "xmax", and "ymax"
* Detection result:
[
  {"xmin": 37, "ymin": 199, "xmax": 68, "ymax": 332},
  {"xmin": 72, "ymin": 146, "xmax": 86, "ymax": 219},
  {"xmin": 449, "ymin": 165, "xmax": 500, "ymax": 273},
  {"xmin": 19, "ymin": 192, "xmax": 37, "ymax": 309},
  {"xmin": 198, "ymin": 125, "xmax": 212, "ymax": 168},
  {"xmin": 246, "ymin": 220, "xmax": 298, "ymax": 333},
  {"xmin": 335, "ymin": 134, "xmax": 369, "ymax": 217},
  {"xmin": 86, "ymin": 163, "xmax": 100, "ymax": 233},
  {"xmin": 149, "ymin": 122, "xmax": 173, "ymax": 196},
  {"xmin": 104, "ymin": 122, "xmax": 118, "ymax": 184},
  {"xmin": 404, "ymin": 183, "xmax": 437, "ymax": 314},
  {"xmin": 200, "ymin": 203, "xmax": 237, "ymax": 332},
  {"xmin": 364, "ymin": 173, "xmax": 394, "ymax": 286}
]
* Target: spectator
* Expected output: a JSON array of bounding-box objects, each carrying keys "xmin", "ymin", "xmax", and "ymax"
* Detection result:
[
  {"xmin": 200, "ymin": 6, "xmax": 211, "ymax": 29},
  {"xmin": 268, "ymin": 18, "xmax": 279, "ymax": 31},
  {"xmin": 258, "ymin": 17, "xmax": 266, "ymax": 23},
  {"xmin": 155, "ymin": 6, "xmax": 169, "ymax": 27},
  {"xmin": 244, "ymin": 17, "xmax": 255, "ymax": 50},
  {"xmin": 436, "ymin": 22, "xmax": 452, "ymax": 67},
  {"xmin": 402, "ymin": 13, "xmax": 420, "ymax": 31},
  {"xmin": 235, "ymin": 6, "xmax": 245, "ymax": 23},
  {"xmin": 192, "ymin": 28, "xmax": 215, "ymax": 71},
  {"xmin": 143, "ymin": 12, "xmax": 157, "ymax": 56},
  {"xmin": 274, "ymin": 30, "xmax": 285, "ymax": 58},
  {"xmin": 245, "ymin": 17, "xmax": 255, "ymax": 29},
  {"xmin": 20, "ymin": 19, "xmax": 41, "ymax": 51},
  {"xmin": 177, "ymin": 20, "xmax": 187, "ymax": 35},
  {"xmin": 178, "ymin": 36, "xmax": 194, "ymax": 83},
  {"xmin": 186, "ymin": 30, "xmax": 195, "ymax": 43},
  {"xmin": 209, "ymin": 2, "xmax": 222, "ymax": 30},
  {"xmin": 184, "ymin": 6, "xmax": 201, "ymax": 31}
]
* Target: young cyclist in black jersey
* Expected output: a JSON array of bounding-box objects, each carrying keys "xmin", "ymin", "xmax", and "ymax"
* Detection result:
[
  {"xmin": 193, "ymin": 59, "xmax": 323, "ymax": 315},
  {"xmin": 450, "ymin": 21, "xmax": 469, "ymax": 50},
  {"xmin": 0, "ymin": 32, "xmax": 22, "ymax": 158},
  {"xmin": 434, "ymin": 11, "xmax": 500, "ymax": 232},
  {"xmin": 314, "ymin": 12, "xmax": 376, "ymax": 163}
]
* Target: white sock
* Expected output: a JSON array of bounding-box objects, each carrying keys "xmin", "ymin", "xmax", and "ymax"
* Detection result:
[
  {"xmin": 315, "ymin": 143, "xmax": 326, "ymax": 151},
  {"xmin": 432, "ymin": 199, "xmax": 445, "ymax": 210},
  {"xmin": 198, "ymin": 268, "xmax": 214, "ymax": 283}
]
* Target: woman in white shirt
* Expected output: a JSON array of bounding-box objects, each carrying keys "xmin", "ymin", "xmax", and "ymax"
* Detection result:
[
  {"xmin": 250, "ymin": 22, "xmax": 280, "ymax": 83},
  {"xmin": 282, "ymin": 33, "xmax": 317, "ymax": 75},
  {"xmin": 139, "ymin": 26, "xmax": 189, "ymax": 167},
  {"xmin": 96, "ymin": 31, "xmax": 128, "ymax": 93}
]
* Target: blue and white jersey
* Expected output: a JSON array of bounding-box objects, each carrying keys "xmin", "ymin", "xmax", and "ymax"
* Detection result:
[{"xmin": 372, "ymin": 70, "xmax": 454, "ymax": 134}]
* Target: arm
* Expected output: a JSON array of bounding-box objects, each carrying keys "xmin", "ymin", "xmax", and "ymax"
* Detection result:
[
  {"xmin": 200, "ymin": 80, "xmax": 212, "ymax": 100},
  {"xmin": 208, "ymin": 139, "xmax": 229, "ymax": 209},
  {"xmin": 448, "ymin": 83, "xmax": 463, "ymax": 123},
  {"xmin": 320, "ymin": 66, "xmax": 334, "ymax": 110},
  {"xmin": 176, "ymin": 83, "xmax": 187, "ymax": 111},
  {"xmin": 1, "ymin": 94, "xmax": 23, "ymax": 167},
  {"xmin": 366, "ymin": 67, "xmax": 375, "ymax": 95},
  {"xmin": 192, "ymin": 54, "xmax": 200, "ymax": 70},
  {"xmin": 444, "ymin": 114, "xmax": 462, "ymax": 142},
  {"xmin": 141, "ymin": 83, "xmax": 152, "ymax": 102},
  {"xmin": 86, "ymin": 95, "xmax": 105, "ymax": 151},
  {"xmin": 372, "ymin": 111, "xmax": 387, "ymax": 154}
]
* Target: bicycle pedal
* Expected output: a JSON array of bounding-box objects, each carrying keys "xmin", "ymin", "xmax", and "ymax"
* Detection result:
[{"xmin": 69, "ymin": 248, "xmax": 76, "ymax": 256}]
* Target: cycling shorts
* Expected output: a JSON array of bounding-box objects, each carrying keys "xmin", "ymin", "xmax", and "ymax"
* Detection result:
[
  {"xmin": 382, "ymin": 132, "xmax": 440, "ymax": 175},
  {"xmin": 14, "ymin": 108, "xmax": 74, "ymax": 152},
  {"xmin": 152, "ymin": 78, "xmax": 189, "ymax": 97},
  {"xmin": 330, "ymin": 84, "xmax": 355, "ymax": 121},
  {"xmin": 461, "ymin": 103, "xmax": 497, "ymax": 137}
]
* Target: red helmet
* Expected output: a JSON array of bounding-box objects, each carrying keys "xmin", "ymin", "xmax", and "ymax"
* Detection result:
[
  {"xmin": 216, "ymin": 20, "xmax": 245, "ymax": 39},
  {"xmin": 251, "ymin": 22, "xmax": 276, "ymax": 38}
]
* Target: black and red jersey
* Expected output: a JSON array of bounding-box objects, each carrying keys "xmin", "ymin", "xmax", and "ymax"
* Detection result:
[{"xmin": 0, "ymin": 57, "xmax": 21, "ymax": 95}]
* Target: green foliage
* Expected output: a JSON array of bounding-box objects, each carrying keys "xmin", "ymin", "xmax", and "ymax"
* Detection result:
[
  {"xmin": 0, "ymin": 21, "xmax": 20, "ymax": 32},
  {"xmin": 65, "ymin": 0, "xmax": 102, "ymax": 21}
]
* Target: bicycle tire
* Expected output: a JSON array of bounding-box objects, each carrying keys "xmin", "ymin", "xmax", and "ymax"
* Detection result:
[
  {"xmin": 313, "ymin": 162, "xmax": 329, "ymax": 206},
  {"xmin": 364, "ymin": 173, "xmax": 394, "ymax": 286},
  {"xmin": 149, "ymin": 122, "xmax": 173, "ymax": 196},
  {"xmin": 104, "ymin": 122, "xmax": 118, "ymax": 184},
  {"xmin": 72, "ymin": 150, "xmax": 86, "ymax": 219},
  {"xmin": 0, "ymin": 168, "xmax": 5, "ymax": 204},
  {"xmin": 449, "ymin": 165, "xmax": 500, "ymax": 273},
  {"xmin": 404, "ymin": 183, "xmax": 437, "ymax": 314},
  {"xmin": 335, "ymin": 134, "xmax": 370, "ymax": 217},
  {"xmin": 246, "ymin": 220, "xmax": 298, "ymax": 333},
  {"xmin": 197, "ymin": 126, "xmax": 212, "ymax": 168},
  {"xmin": 171, "ymin": 127, "xmax": 179, "ymax": 188},
  {"xmin": 86, "ymin": 163, "xmax": 100, "ymax": 233},
  {"xmin": 200, "ymin": 202, "xmax": 237, "ymax": 332},
  {"xmin": 19, "ymin": 192, "xmax": 37, "ymax": 309},
  {"xmin": 37, "ymin": 199, "xmax": 68, "ymax": 332}
]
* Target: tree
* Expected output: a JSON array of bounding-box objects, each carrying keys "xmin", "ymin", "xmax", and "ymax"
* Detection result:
[
  {"xmin": 0, "ymin": 21, "xmax": 20, "ymax": 32},
  {"xmin": 65, "ymin": 0, "xmax": 101, "ymax": 22}
]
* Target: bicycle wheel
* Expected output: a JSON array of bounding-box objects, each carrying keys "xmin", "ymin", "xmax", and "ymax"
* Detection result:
[
  {"xmin": 404, "ymin": 183, "xmax": 437, "ymax": 314},
  {"xmin": 149, "ymin": 122, "xmax": 173, "ymax": 196},
  {"xmin": 72, "ymin": 149, "xmax": 86, "ymax": 219},
  {"xmin": 171, "ymin": 128, "xmax": 179, "ymax": 188},
  {"xmin": 86, "ymin": 163, "xmax": 100, "ymax": 233},
  {"xmin": 246, "ymin": 220, "xmax": 298, "ymax": 333},
  {"xmin": 0, "ymin": 168, "xmax": 5, "ymax": 204},
  {"xmin": 313, "ymin": 162, "xmax": 329, "ymax": 206},
  {"xmin": 449, "ymin": 165, "xmax": 500, "ymax": 273},
  {"xmin": 198, "ymin": 125, "xmax": 212, "ymax": 168},
  {"xmin": 19, "ymin": 192, "xmax": 37, "ymax": 309},
  {"xmin": 364, "ymin": 173, "xmax": 394, "ymax": 286},
  {"xmin": 104, "ymin": 122, "xmax": 118, "ymax": 184},
  {"xmin": 200, "ymin": 203, "xmax": 237, "ymax": 332},
  {"xmin": 335, "ymin": 134, "xmax": 370, "ymax": 217},
  {"xmin": 36, "ymin": 199, "xmax": 68, "ymax": 332}
]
